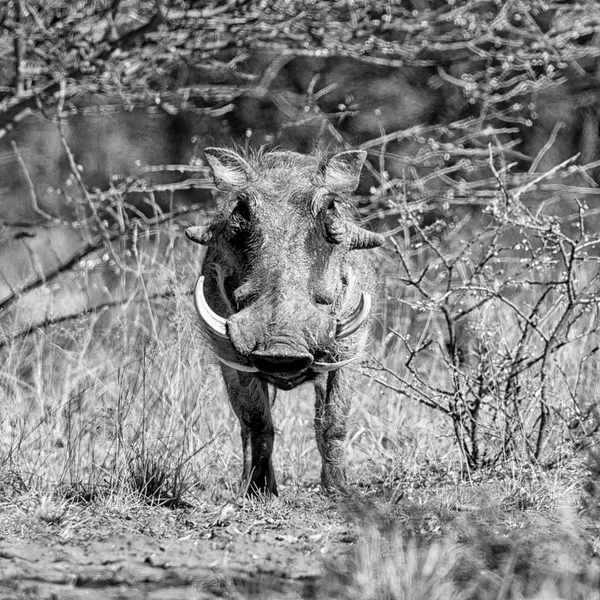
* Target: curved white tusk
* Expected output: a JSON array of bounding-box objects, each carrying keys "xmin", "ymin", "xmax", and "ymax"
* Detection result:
[
  {"xmin": 216, "ymin": 356, "xmax": 260, "ymax": 373},
  {"xmin": 312, "ymin": 356, "xmax": 358, "ymax": 372},
  {"xmin": 336, "ymin": 292, "xmax": 371, "ymax": 339},
  {"xmin": 194, "ymin": 275, "xmax": 228, "ymax": 339}
]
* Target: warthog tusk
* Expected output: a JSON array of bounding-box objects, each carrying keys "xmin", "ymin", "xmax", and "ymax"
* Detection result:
[
  {"xmin": 312, "ymin": 356, "xmax": 358, "ymax": 371},
  {"xmin": 195, "ymin": 276, "xmax": 259, "ymax": 372},
  {"xmin": 216, "ymin": 356, "xmax": 260, "ymax": 372},
  {"xmin": 336, "ymin": 292, "xmax": 371, "ymax": 339},
  {"xmin": 194, "ymin": 276, "xmax": 228, "ymax": 339}
]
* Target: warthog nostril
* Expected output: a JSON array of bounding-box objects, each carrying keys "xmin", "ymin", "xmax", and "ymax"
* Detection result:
[{"xmin": 250, "ymin": 351, "xmax": 313, "ymax": 375}]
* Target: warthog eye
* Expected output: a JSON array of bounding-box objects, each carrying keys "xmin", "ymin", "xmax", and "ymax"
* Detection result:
[
  {"xmin": 325, "ymin": 195, "xmax": 338, "ymax": 211},
  {"xmin": 232, "ymin": 196, "xmax": 252, "ymax": 222},
  {"xmin": 228, "ymin": 196, "xmax": 253, "ymax": 240}
]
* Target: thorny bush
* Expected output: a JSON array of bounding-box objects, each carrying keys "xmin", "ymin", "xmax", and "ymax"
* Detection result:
[{"xmin": 371, "ymin": 158, "xmax": 600, "ymax": 470}]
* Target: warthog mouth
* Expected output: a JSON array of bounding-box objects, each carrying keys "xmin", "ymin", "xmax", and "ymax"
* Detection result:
[
  {"xmin": 193, "ymin": 276, "xmax": 370, "ymax": 376},
  {"xmin": 257, "ymin": 372, "xmax": 314, "ymax": 391}
]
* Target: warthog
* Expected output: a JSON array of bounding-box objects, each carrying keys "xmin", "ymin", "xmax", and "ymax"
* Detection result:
[{"xmin": 186, "ymin": 147, "xmax": 384, "ymax": 495}]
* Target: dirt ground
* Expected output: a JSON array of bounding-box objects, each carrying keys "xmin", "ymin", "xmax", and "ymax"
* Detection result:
[
  {"xmin": 0, "ymin": 490, "xmax": 359, "ymax": 600},
  {"xmin": 0, "ymin": 477, "xmax": 598, "ymax": 600},
  {"xmin": 0, "ymin": 532, "xmax": 323, "ymax": 599}
]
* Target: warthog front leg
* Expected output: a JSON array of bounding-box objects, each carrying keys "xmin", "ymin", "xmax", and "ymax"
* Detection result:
[
  {"xmin": 314, "ymin": 367, "xmax": 355, "ymax": 493},
  {"xmin": 220, "ymin": 366, "xmax": 278, "ymax": 496}
]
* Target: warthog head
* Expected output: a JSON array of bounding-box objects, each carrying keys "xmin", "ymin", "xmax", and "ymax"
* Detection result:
[{"xmin": 186, "ymin": 147, "xmax": 384, "ymax": 391}]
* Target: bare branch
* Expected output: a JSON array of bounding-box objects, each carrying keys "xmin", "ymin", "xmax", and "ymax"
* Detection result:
[{"xmin": 0, "ymin": 288, "xmax": 184, "ymax": 351}]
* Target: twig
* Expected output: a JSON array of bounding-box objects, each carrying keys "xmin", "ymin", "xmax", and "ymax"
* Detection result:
[
  {"xmin": 529, "ymin": 122, "xmax": 565, "ymax": 174},
  {"xmin": 10, "ymin": 140, "xmax": 53, "ymax": 221},
  {"xmin": 514, "ymin": 154, "xmax": 580, "ymax": 200}
]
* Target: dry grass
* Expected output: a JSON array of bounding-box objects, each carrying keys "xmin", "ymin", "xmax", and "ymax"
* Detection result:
[{"xmin": 0, "ymin": 234, "xmax": 599, "ymax": 598}]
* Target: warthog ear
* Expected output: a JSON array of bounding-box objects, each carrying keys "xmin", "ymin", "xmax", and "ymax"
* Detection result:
[
  {"xmin": 204, "ymin": 147, "xmax": 252, "ymax": 190},
  {"xmin": 323, "ymin": 150, "xmax": 367, "ymax": 192}
]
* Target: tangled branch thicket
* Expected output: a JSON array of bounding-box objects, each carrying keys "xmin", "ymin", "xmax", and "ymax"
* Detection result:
[
  {"xmin": 1, "ymin": 0, "xmax": 600, "ymax": 469},
  {"xmin": 372, "ymin": 158, "xmax": 600, "ymax": 469}
]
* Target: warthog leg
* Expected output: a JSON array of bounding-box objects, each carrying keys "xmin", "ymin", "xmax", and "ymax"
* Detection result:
[
  {"xmin": 220, "ymin": 365, "xmax": 278, "ymax": 496},
  {"xmin": 314, "ymin": 367, "xmax": 355, "ymax": 493}
]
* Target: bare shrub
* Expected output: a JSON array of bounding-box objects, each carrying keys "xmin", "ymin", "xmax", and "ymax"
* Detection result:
[{"xmin": 371, "ymin": 158, "xmax": 600, "ymax": 470}]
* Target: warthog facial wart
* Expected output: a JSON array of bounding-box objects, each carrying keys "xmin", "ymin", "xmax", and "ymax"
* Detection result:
[{"xmin": 186, "ymin": 146, "xmax": 384, "ymax": 496}]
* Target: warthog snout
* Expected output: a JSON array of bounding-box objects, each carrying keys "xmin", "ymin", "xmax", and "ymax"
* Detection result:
[
  {"xmin": 194, "ymin": 275, "xmax": 369, "ymax": 377},
  {"xmin": 249, "ymin": 344, "xmax": 314, "ymax": 375}
]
